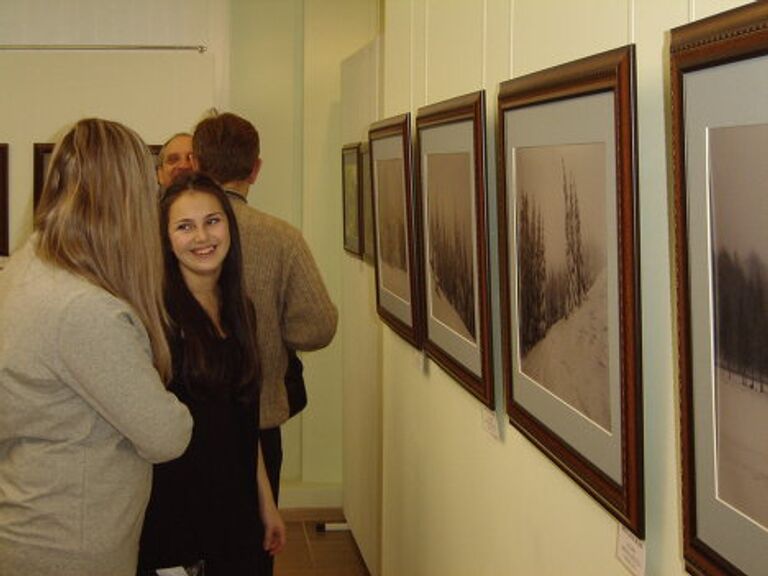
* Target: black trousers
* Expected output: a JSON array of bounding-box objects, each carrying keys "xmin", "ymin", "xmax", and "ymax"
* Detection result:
[{"xmin": 257, "ymin": 426, "xmax": 283, "ymax": 576}]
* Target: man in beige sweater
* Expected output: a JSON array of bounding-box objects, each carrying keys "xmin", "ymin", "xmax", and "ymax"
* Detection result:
[{"xmin": 192, "ymin": 112, "xmax": 337, "ymax": 574}]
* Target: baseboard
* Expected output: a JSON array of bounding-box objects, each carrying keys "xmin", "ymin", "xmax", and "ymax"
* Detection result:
[
  {"xmin": 280, "ymin": 506, "xmax": 345, "ymax": 523},
  {"xmin": 279, "ymin": 480, "xmax": 343, "ymax": 509}
]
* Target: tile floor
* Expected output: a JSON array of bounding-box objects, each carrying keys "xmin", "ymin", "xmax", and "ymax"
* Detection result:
[{"xmin": 274, "ymin": 508, "xmax": 371, "ymax": 576}]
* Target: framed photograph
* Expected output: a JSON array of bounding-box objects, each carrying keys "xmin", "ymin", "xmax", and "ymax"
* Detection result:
[
  {"xmin": 671, "ymin": 4, "xmax": 768, "ymax": 575},
  {"xmin": 1, "ymin": 144, "xmax": 8, "ymax": 258},
  {"xmin": 414, "ymin": 91, "xmax": 493, "ymax": 407},
  {"xmin": 361, "ymin": 142, "xmax": 375, "ymax": 264},
  {"xmin": 369, "ymin": 114, "xmax": 421, "ymax": 346},
  {"xmin": 342, "ymin": 142, "xmax": 364, "ymax": 257},
  {"xmin": 497, "ymin": 45, "xmax": 643, "ymax": 535},
  {"xmin": 33, "ymin": 143, "xmax": 54, "ymax": 208}
]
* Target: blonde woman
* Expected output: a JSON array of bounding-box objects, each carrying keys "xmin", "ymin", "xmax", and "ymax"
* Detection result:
[{"xmin": 0, "ymin": 118, "xmax": 193, "ymax": 576}]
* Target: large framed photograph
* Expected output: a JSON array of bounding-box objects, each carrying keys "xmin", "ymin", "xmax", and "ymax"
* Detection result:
[
  {"xmin": 498, "ymin": 45, "xmax": 643, "ymax": 535},
  {"xmin": 1, "ymin": 144, "xmax": 8, "ymax": 259},
  {"xmin": 361, "ymin": 142, "xmax": 375, "ymax": 264},
  {"xmin": 342, "ymin": 142, "xmax": 363, "ymax": 257},
  {"xmin": 369, "ymin": 114, "xmax": 421, "ymax": 346},
  {"xmin": 671, "ymin": 4, "xmax": 768, "ymax": 575},
  {"xmin": 415, "ymin": 91, "xmax": 493, "ymax": 407}
]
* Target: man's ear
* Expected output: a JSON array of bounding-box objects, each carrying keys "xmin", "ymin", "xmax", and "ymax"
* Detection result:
[{"xmin": 247, "ymin": 158, "xmax": 262, "ymax": 184}]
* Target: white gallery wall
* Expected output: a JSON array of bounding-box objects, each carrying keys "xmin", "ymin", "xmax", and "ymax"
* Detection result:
[
  {"xmin": 337, "ymin": 0, "xmax": 756, "ymax": 575},
  {"xmin": 229, "ymin": 0, "xmax": 378, "ymax": 504},
  {"xmin": 0, "ymin": 0, "xmax": 227, "ymax": 251}
]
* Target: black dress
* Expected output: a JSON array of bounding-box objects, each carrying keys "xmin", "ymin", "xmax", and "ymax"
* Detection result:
[{"xmin": 137, "ymin": 337, "xmax": 262, "ymax": 575}]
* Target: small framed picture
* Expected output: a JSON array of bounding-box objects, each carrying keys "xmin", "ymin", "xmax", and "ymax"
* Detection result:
[
  {"xmin": 1, "ymin": 144, "xmax": 8, "ymax": 257},
  {"xmin": 414, "ymin": 91, "xmax": 493, "ymax": 407},
  {"xmin": 342, "ymin": 142, "xmax": 364, "ymax": 257},
  {"xmin": 498, "ymin": 45, "xmax": 643, "ymax": 536},
  {"xmin": 671, "ymin": 4, "xmax": 768, "ymax": 575},
  {"xmin": 369, "ymin": 114, "xmax": 421, "ymax": 347},
  {"xmin": 360, "ymin": 142, "xmax": 375, "ymax": 264}
]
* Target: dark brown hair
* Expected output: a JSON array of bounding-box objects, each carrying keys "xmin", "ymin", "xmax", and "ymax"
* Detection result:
[
  {"xmin": 160, "ymin": 173, "xmax": 259, "ymax": 402},
  {"xmin": 193, "ymin": 112, "xmax": 259, "ymax": 184}
]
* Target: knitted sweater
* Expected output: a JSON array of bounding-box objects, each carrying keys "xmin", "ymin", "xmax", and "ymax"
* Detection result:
[
  {"xmin": 0, "ymin": 239, "xmax": 193, "ymax": 576},
  {"xmin": 230, "ymin": 198, "xmax": 337, "ymax": 429}
]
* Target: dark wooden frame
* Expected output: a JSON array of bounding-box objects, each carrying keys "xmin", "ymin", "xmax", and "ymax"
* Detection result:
[
  {"xmin": 497, "ymin": 45, "xmax": 643, "ymax": 536},
  {"xmin": 369, "ymin": 113, "xmax": 421, "ymax": 347},
  {"xmin": 414, "ymin": 90, "xmax": 494, "ymax": 407},
  {"xmin": 33, "ymin": 143, "xmax": 55, "ymax": 209},
  {"xmin": 342, "ymin": 142, "xmax": 364, "ymax": 257},
  {"xmin": 671, "ymin": 4, "xmax": 768, "ymax": 575},
  {"xmin": 361, "ymin": 142, "xmax": 375, "ymax": 264},
  {"xmin": 0, "ymin": 144, "xmax": 8, "ymax": 256}
]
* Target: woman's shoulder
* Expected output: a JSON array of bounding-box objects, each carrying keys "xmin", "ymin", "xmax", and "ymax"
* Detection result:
[{"xmin": 3, "ymin": 239, "xmax": 133, "ymax": 323}]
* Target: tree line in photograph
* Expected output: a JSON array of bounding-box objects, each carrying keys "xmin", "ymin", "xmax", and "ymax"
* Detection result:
[
  {"xmin": 518, "ymin": 162, "xmax": 597, "ymax": 356},
  {"xmin": 377, "ymin": 160, "xmax": 409, "ymax": 273},
  {"xmin": 380, "ymin": 215, "xmax": 407, "ymax": 272},
  {"xmin": 715, "ymin": 248, "xmax": 768, "ymax": 393},
  {"xmin": 428, "ymin": 207, "xmax": 475, "ymax": 338}
]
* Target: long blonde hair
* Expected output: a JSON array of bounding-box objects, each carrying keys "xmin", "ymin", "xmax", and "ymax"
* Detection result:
[{"xmin": 34, "ymin": 118, "xmax": 171, "ymax": 382}]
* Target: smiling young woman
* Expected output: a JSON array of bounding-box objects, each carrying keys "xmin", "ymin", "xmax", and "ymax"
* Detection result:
[{"xmin": 138, "ymin": 173, "xmax": 285, "ymax": 575}]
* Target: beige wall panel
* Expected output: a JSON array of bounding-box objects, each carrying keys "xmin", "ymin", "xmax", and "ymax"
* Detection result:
[
  {"xmin": 0, "ymin": 51, "xmax": 215, "ymax": 251},
  {"xmin": 230, "ymin": 0, "xmax": 304, "ymax": 228},
  {"xmin": 0, "ymin": 0, "xmax": 212, "ymax": 45},
  {"xmin": 340, "ymin": 40, "xmax": 383, "ymax": 576},
  {"xmin": 634, "ymin": 0, "xmax": 688, "ymax": 574},
  {"xmin": 383, "ymin": 0, "xmax": 413, "ymax": 116},
  {"xmin": 513, "ymin": 0, "xmax": 630, "ymax": 77},
  {"xmin": 424, "ymin": 0, "xmax": 484, "ymax": 104},
  {"xmin": 693, "ymin": 0, "xmax": 753, "ymax": 20},
  {"xmin": 301, "ymin": 0, "xmax": 378, "ymax": 485}
]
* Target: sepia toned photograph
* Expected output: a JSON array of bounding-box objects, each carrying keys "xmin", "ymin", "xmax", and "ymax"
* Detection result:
[
  {"xmin": 415, "ymin": 91, "xmax": 493, "ymax": 406},
  {"xmin": 499, "ymin": 45, "xmax": 642, "ymax": 536},
  {"xmin": 369, "ymin": 113, "xmax": 420, "ymax": 347},
  {"xmin": 426, "ymin": 151, "xmax": 476, "ymax": 342},
  {"xmin": 342, "ymin": 143, "xmax": 362, "ymax": 256},
  {"xmin": 515, "ymin": 143, "xmax": 609, "ymax": 430},
  {"xmin": 671, "ymin": 5, "xmax": 768, "ymax": 572},
  {"xmin": 709, "ymin": 124, "xmax": 768, "ymax": 531},
  {"xmin": 376, "ymin": 156, "xmax": 410, "ymax": 302}
]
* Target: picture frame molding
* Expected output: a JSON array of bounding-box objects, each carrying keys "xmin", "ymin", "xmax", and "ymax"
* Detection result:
[
  {"xmin": 414, "ymin": 90, "xmax": 494, "ymax": 408},
  {"xmin": 369, "ymin": 113, "xmax": 422, "ymax": 347},
  {"xmin": 0, "ymin": 144, "xmax": 8, "ymax": 257},
  {"xmin": 360, "ymin": 142, "xmax": 375, "ymax": 264},
  {"xmin": 670, "ymin": 4, "xmax": 768, "ymax": 575},
  {"xmin": 497, "ymin": 44, "xmax": 643, "ymax": 537},
  {"xmin": 342, "ymin": 141, "xmax": 364, "ymax": 258},
  {"xmin": 33, "ymin": 143, "xmax": 55, "ymax": 209}
]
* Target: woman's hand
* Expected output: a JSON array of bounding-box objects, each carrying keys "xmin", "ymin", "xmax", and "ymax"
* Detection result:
[{"xmin": 260, "ymin": 495, "xmax": 286, "ymax": 555}]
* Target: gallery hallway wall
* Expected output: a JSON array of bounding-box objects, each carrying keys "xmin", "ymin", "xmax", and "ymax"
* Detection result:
[{"xmin": 338, "ymin": 0, "xmax": 756, "ymax": 575}]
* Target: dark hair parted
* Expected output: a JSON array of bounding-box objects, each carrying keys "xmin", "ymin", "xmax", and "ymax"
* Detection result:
[
  {"xmin": 160, "ymin": 172, "xmax": 259, "ymax": 403},
  {"xmin": 193, "ymin": 112, "xmax": 259, "ymax": 184}
]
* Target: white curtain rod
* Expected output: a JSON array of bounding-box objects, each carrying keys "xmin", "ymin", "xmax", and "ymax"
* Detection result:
[{"xmin": 0, "ymin": 44, "xmax": 206, "ymax": 53}]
